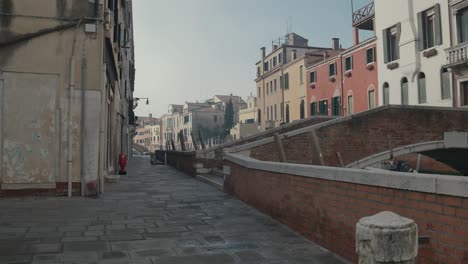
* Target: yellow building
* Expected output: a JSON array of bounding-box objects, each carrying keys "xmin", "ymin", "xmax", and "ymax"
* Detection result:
[{"xmin": 255, "ymin": 33, "xmax": 333, "ymax": 130}]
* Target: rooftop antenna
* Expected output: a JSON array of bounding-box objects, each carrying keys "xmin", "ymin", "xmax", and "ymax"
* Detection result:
[{"xmin": 351, "ymin": 0, "xmax": 354, "ymax": 23}]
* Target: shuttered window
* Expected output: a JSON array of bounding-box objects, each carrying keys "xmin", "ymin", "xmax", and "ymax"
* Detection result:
[
  {"xmin": 383, "ymin": 24, "xmax": 401, "ymax": 63},
  {"xmin": 418, "ymin": 73, "xmax": 427, "ymax": 104},
  {"xmin": 401, "ymin": 78, "xmax": 409, "ymax": 105},
  {"xmin": 418, "ymin": 4, "xmax": 442, "ymax": 50}
]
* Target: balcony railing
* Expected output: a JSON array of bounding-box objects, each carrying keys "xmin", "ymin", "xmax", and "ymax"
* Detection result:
[
  {"xmin": 353, "ymin": 1, "xmax": 375, "ymax": 29},
  {"xmin": 445, "ymin": 42, "xmax": 468, "ymax": 67}
]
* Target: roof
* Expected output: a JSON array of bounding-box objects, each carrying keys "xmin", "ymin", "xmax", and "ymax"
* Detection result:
[{"xmin": 214, "ymin": 95, "xmax": 247, "ymax": 105}]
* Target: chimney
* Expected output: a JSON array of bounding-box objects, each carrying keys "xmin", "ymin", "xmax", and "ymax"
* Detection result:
[
  {"xmin": 292, "ymin": 49, "xmax": 297, "ymax": 60},
  {"xmin": 353, "ymin": 27, "xmax": 360, "ymax": 46},
  {"xmin": 261, "ymin": 47, "xmax": 266, "ymax": 58},
  {"xmin": 149, "ymin": 113, "xmax": 152, "ymax": 118},
  {"xmin": 332, "ymin": 38, "xmax": 340, "ymax": 50},
  {"xmin": 272, "ymin": 44, "xmax": 278, "ymax": 50},
  {"xmin": 323, "ymin": 51, "xmax": 329, "ymax": 59}
]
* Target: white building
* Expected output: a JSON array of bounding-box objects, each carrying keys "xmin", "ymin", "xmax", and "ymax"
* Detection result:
[
  {"xmin": 445, "ymin": 0, "xmax": 468, "ymax": 107},
  {"xmin": 375, "ymin": 0, "xmax": 454, "ymax": 107}
]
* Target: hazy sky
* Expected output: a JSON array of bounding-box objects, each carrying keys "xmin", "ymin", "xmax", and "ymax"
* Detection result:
[{"xmin": 133, "ymin": 0, "xmax": 372, "ymax": 118}]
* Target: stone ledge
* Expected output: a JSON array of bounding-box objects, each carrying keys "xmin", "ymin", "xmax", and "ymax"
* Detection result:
[{"xmin": 224, "ymin": 153, "xmax": 468, "ymax": 198}]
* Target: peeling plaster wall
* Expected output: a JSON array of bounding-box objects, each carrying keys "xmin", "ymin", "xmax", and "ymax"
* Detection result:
[{"xmin": 0, "ymin": 0, "xmax": 107, "ymax": 190}]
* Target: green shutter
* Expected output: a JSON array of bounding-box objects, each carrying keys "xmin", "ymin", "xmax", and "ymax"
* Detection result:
[
  {"xmin": 383, "ymin": 29, "xmax": 389, "ymax": 63},
  {"xmin": 434, "ymin": 3, "xmax": 443, "ymax": 45},
  {"xmin": 417, "ymin": 11, "xmax": 426, "ymax": 50},
  {"xmin": 396, "ymin": 23, "xmax": 402, "ymax": 59}
]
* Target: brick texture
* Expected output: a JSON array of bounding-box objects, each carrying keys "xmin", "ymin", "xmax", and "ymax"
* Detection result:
[{"xmin": 224, "ymin": 161, "xmax": 468, "ymax": 264}]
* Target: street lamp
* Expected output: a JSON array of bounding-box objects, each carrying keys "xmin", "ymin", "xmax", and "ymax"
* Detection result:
[{"xmin": 133, "ymin": 97, "xmax": 149, "ymax": 109}]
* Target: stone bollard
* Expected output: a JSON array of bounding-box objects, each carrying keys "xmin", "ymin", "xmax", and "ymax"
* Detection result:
[{"xmin": 356, "ymin": 211, "xmax": 418, "ymax": 264}]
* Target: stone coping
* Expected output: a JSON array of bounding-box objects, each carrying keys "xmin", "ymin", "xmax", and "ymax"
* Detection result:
[
  {"xmin": 224, "ymin": 153, "xmax": 468, "ymax": 198},
  {"xmin": 225, "ymin": 105, "xmax": 468, "ymax": 154}
]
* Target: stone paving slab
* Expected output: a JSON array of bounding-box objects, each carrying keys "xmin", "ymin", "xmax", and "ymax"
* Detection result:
[{"xmin": 0, "ymin": 156, "xmax": 349, "ymax": 264}]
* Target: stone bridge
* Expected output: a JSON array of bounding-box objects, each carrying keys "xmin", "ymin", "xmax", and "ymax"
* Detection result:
[{"xmin": 227, "ymin": 105, "xmax": 468, "ymax": 175}]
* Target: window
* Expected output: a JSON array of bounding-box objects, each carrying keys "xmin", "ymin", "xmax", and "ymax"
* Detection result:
[
  {"xmin": 273, "ymin": 57, "xmax": 277, "ymax": 67},
  {"xmin": 214, "ymin": 115, "xmax": 217, "ymax": 123},
  {"xmin": 310, "ymin": 71, "xmax": 316, "ymax": 84},
  {"xmin": 280, "ymin": 102, "xmax": 284, "ymax": 121},
  {"xmin": 368, "ymin": 90, "xmax": 376, "ymax": 109},
  {"xmin": 348, "ymin": 96, "xmax": 354, "ymax": 115},
  {"xmin": 300, "ymin": 100, "xmax": 305, "ymax": 119},
  {"xmin": 418, "ymin": 72, "xmax": 427, "ymax": 104},
  {"xmin": 285, "ymin": 105, "xmax": 290, "ymax": 123},
  {"xmin": 300, "ymin": 65, "xmax": 304, "ymax": 84},
  {"xmin": 441, "ymin": 68, "xmax": 451, "ymax": 100},
  {"xmin": 284, "ymin": 73, "xmax": 289, "ymax": 89},
  {"xmin": 462, "ymin": 82, "xmax": 468, "ymax": 106},
  {"xmin": 418, "ymin": 5, "xmax": 442, "ymax": 50},
  {"xmin": 319, "ymin": 100, "xmax": 328, "ymax": 115},
  {"xmin": 267, "ymin": 106, "xmax": 270, "ymax": 121},
  {"xmin": 270, "ymin": 106, "xmax": 273, "ymax": 121},
  {"xmin": 184, "ymin": 115, "xmax": 189, "ymax": 124},
  {"xmin": 278, "ymin": 54, "xmax": 282, "ymax": 64},
  {"xmin": 274, "ymin": 104, "xmax": 277, "ymax": 120},
  {"xmin": 401, "ymin": 77, "xmax": 409, "ymax": 105},
  {"xmin": 366, "ymin": 48, "xmax": 375, "ymax": 64},
  {"xmin": 331, "ymin": 97, "xmax": 341, "ymax": 116},
  {"xmin": 270, "ymin": 81, "xmax": 273, "ymax": 93},
  {"xmin": 280, "ymin": 76, "xmax": 283, "ymax": 89},
  {"xmin": 458, "ymin": 7, "xmax": 468, "ymax": 43},
  {"xmin": 383, "ymin": 82, "xmax": 390, "ymax": 105},
  {"xmin": 329, "ymin": 63, "xmax": 337, "ymax": 77},
  {"xmin": 257, "ymin": 67, "xmax": 261, "ymax": 77},
  {"xmin": 383, "ymin": 24, "xmax": 401, "ymax": 62},
  {"xmin": 310, "ymin": 102, "xmax": 317, "ymax": 116},
  {"xmin": 258, "ymin": 87, "xmax": 261, "ymax": 97},
  {"xmin": 258, "ymin": 109, "xmax": 261, "ymax": 123},
  {"xmin": 266, "ymin": 82, "xmax": 269, "ymax": 95},
  {"xmin": 345, "ymin": 56, "xmax": 353, "ymax": 71},
  {"xmin": 274, "ymin": 79, "xmax": 277, "ymax": 92}
]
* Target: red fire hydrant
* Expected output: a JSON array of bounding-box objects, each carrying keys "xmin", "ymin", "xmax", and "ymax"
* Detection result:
[{"xmin": 119, "ymin": 153, "xmax": 127, "ymax": 175}]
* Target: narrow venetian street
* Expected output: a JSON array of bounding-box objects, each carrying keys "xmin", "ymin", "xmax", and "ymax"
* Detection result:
[{"xmin": 0, "ymin": 156, "xmax": 347, "ymax": 264}]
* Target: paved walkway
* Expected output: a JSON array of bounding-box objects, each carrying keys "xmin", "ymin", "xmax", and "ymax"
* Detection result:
[{"xmin": 0, "ymin": 156, "xmax": 348, "ymax": 264}]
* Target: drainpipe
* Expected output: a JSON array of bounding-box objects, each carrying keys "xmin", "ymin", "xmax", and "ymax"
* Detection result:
[
  {"xmin": 408, "ymin": 0, "xmax": 420, "ymax": 82},
  {"xmin": 80, "ymin": 55, "xmax": 87, "ymax": 197},
  {"xmin": 67, "ymin": 19, "xmax": 84, "ymax": 197},
  {"xmin": 340, "ymin": 53, "xmax": 344, "ymax": 116}
]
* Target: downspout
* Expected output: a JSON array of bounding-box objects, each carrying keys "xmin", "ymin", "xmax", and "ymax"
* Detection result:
[
  {"xmin": 339, "ymin": 53, "xmax": 344, "ymax": 116},
  {"xmin": 408, "ymin": 0, "xmax": 420, "ymax": 82},
  {"xmin": 67, "ymin": 19, "xmax": 84, "ymax": 197},
  {"xmin": 80, "ymin": 54, "xmax": 87, "ymax": 197}
]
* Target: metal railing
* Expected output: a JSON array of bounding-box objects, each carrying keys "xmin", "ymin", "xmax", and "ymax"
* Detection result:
[
  {"xmin": 353, "ymin": 1, "xmax": 375, "ymax": 26},
  {"xmin": 445, "ymin": 41, "xmax": 468, "ymax": 66}
]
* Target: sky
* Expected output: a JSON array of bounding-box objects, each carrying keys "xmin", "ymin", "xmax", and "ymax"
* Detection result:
[{"xmin": 133, "ymin": 0, "xmax": 373, "ymax": 118}]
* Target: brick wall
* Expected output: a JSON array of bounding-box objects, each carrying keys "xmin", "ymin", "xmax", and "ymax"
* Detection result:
[
  {"xmin": 164, "ymin": 151, "xmax": 196, "ymax": 176},
  {"xmin": 224, "ymin": 160, "xmax": 468, "ymax": 264},
  {"xmin": 249, "ymin": 107, "xmax": 468, "ymax": 171}
]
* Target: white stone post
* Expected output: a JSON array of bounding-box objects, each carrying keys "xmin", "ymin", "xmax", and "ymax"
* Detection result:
[{"xmin": 356, "ymin": 211, "xmax": 418, "ymax": 264}]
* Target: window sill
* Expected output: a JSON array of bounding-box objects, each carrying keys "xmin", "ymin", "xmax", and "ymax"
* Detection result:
[
  {"xmin": 344, "ymin": 70, "xmax": 352, "ymax": 77},
  {"xmin": 329, "ymin": 76, "xmax": 336, "ymax": 82},
  {"xmin": 386, "ymin": 62, "xmax": 399, "ymax": 70},
  {"xmin": 366, "ymin": 62, "xmax": 375, "ymax": 70},
  {"xmin": 422, "ymin": 48, "xmax": 438, "ymax": 58}
]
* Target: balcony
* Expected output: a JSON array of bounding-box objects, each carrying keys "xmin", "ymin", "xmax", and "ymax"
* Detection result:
[
  {"xmin": 445, "ymin": 42, "xmax": 468, "ymax": 68},
  {"xmin": 353, "ymin": 1, "xmax": 375, "ymax": 30}
]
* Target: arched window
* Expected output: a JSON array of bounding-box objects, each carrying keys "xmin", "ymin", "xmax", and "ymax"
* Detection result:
[
  {"xmin": 310, "ymin": 101, "xmax": 317, "ymax": 116},
  {"xmin": 300, "ymin": 100, "xmax": 305, "ymax": 119},
  {"xmin": 418, "ymin": 73, "xmax": 427, "ymax": 104},
  {"xmin": 441, "ymin": 68, "xmax": 451, "ymax": 100},
  {"xmin": 285, "ymin": 105, "xmax": 290, "ymax": 123},
  {"xmin": 401, "ymin": 77, "xmax": 409, "ymax": 105},
  {"xmin": 383, "ymin": 82, "xmax": 390, "ymax": 105}
]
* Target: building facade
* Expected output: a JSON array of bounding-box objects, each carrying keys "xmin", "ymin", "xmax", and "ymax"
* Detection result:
[
  {"xmin": 445, "ymin": 0, "xmax": 468, "ymax": 107},
  {"xmin": 0, "ymin": 0, "xmax": 135, "ymax": 196},
  {"xmin": 375, "ymin": 0, "xmax": 454, "ymax": 107},
  {"xmin": 255, "ymin": 33, "xmax": 333, "ymax": 130}
]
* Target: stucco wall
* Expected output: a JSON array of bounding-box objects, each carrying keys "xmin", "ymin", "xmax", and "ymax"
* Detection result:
[{"xmin": 375, "ymin": 0, "xmax": 453, "ymax": 107}]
